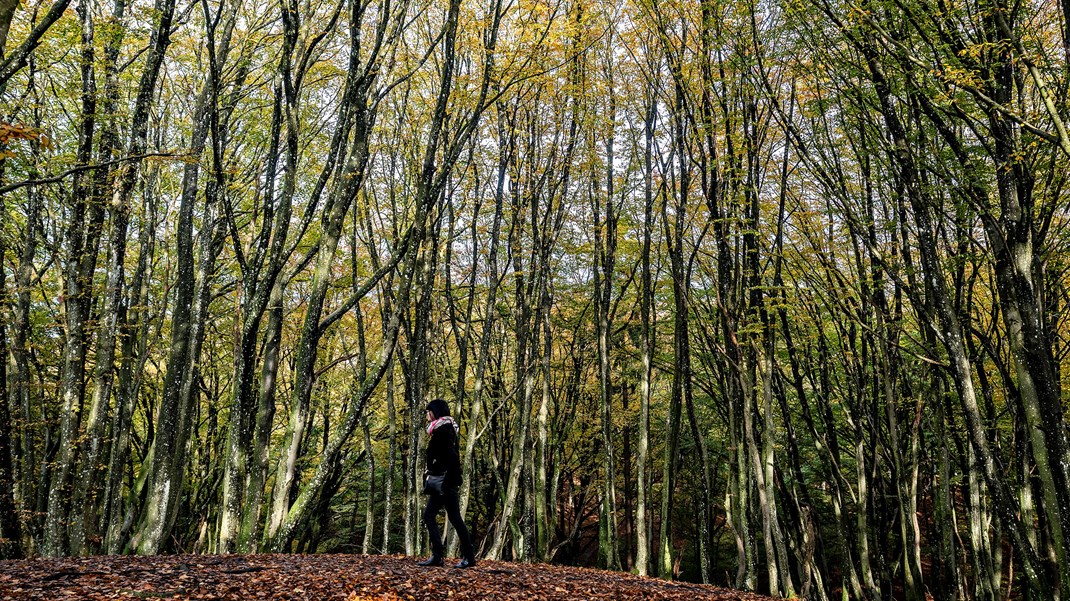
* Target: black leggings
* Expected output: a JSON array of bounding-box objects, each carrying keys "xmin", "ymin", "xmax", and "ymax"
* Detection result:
[{"xmin": 422, "ymin": 488, "xmax": 474, "ymax": 559}]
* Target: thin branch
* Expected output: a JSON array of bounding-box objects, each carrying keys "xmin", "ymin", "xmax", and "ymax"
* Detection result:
[{"xmin": 0, "ymin": 152, "xmax": 188, "ymax": 196}]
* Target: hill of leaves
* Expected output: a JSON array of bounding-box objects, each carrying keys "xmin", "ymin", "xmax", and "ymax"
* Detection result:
[{"xmin": 0, "ymin": 553, "xmax": 775, "ymax": 600}]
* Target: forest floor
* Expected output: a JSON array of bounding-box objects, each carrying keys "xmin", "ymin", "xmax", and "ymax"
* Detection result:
[{"xmin": 0, "ymin": 553, "xmax": 775, "ymax": 600}]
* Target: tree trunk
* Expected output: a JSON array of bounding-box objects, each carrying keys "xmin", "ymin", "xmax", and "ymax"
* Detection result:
[
  {"xmin": 43, "ymin": 0, "xmax": 97, "ymax": 556},
  {"xmin": 634, "ymin": 85, "xmax": 655, "ymax": 579},
  {"xmin": 267, "ymin": 89, "xmax": 366, "ymax": 545},
  {"xmin": 219, "ymin": 34, "xmax": 292, "ymax": 551},
  {"xmin": 70, "ymin": 0, "xmax": 166, "ymax": 552},
  {"xmin": 656, "ymin": 95, "xmax": 687, "ymax": 576},
  {"xmin": 487, "ymin": 208, "xmax": 536, "ymax": 560},
  {"xmin": 593, "ymin": 79, "xmax": 619, "ymax": 570},
  {"xmin": 381, "ymin": 367, "xmax": 397, "ymax": 552},
  {"xmin": 103, "ymin": 166, "xmax": 159, "ymax": 554},
  {"xmin": 403, "ymin": 206, "xmax": 444, "ymax": 556},
  {"xmin": 459, "ymin": 108, "xmax": 509, "ymax": 525},
  {"xmin": 0, "ymin": 179, "xmax": 23, "ymax": 559},
  {"xmin": 11, "ymin": 130, "xmax": 41, "ymax": 547},
  {"xmin": 238, "ymin": 278, "xmax": 285, "ymax": 552},
  {"xmin": 361, "ymin": 411, "xmax": 375, "ymax": 554},
  {"xmin": 0, "ymin": 0, "xmax": 15, "ymax": 56}
]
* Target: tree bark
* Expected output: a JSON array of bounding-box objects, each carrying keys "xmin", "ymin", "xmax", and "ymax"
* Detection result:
[
  {"xmin": 42, "ymin": 0, "xmax": 97, "ymax": 556},
  {"xmin": 103, "ymin": 165, "xmax": 159, "ymax": 554},
  {"xmin": 0, "ymin": 173, "xmax": 23, "ymax": 559},
  {"xmin": 634, "ymin": 84, "xmax": 656, "ymax": 579},
  {"xmin": 593, "ymin": 72, "xmax": 619, "ymax": 571}
]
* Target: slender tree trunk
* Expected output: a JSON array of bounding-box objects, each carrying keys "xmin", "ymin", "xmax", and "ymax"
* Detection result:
[
  {"xmin": 984, "ymin": 69, "xmax": 1070, "ymax": 591},
  {"xmin": 634, "ymin": 86, "xmax": 656, "ymax": 578},
  {"xmin": 458, "ymin": 109, "xmax": 506, "ymax": 544},
  {"xmin": 593, "ymin": 80, "xmax": 619, "ymax": 570},
  {"xmin": 132, "ymin": 5, "xmax": 210, "ymax": 548},
  {"xmin": 267, "ymin": 94, "xmax": 365, "ymax": 545},
  {"xmin": 743, "ymin": 353, "xmax": 778, "ymax": 595},
  {"xmin": 361, "ymin": 411, "xmax": 375, "ymax": 554},
  {"xmin": 487, "ymin": 221, "xmax": 535, "ymax": 560},
  {"xmin": 656, "ymin": 91, "xmax": 687, "ymax": 576},
  {"xmin": 933, "ymin": 377, "xmax": 963, "ymax": 600},
  {"xmin": 487, "ymin": 117, "xmax": 535, "ymax": 562},
  {"xmin": 760, "ymin": 345, "xmax": 795, "ymax": 597},
  {"xmin": 381, "ymin": 366, "xmax": 397, "ymax": 552},
  {"xmin": 11, "ymin": 132, "xmax": 41, "ymax": 547},
  {"xmin": 219, "ymin": 42, "xmax": 291, "ymax": 552},
  {"xmin": 103, "ymin": 167, "xmax": 158, "ymax": 554},
  {"xmin": 0, "ymin": 0, "xmax": 15, "ymax": 55},
  {"xmin": 43, "ymin": 0, "xmax": 97, "ymax": 556},
  {"xmin": 534, "ymin": 269, "xmax": 553, "ymax": 561},
  {"xmin": 238, "ymin": 278, "xmax": 285, "ymax": 552},
  {"xmin": 404, "ymin": 214, "xmax": 442, "ymax": 556},
  {"xmin": 70, "ymin": 0, "xmax": 161, "ymax": 552},
  {"xmin": 0, "ymin": 182, "xmax": 22, "ymax": 559}
]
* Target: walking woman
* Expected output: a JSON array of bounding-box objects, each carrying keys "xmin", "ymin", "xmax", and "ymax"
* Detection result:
[{"xmin": 418, "ymin": 399, "xmax": 477, "ymax": 568}]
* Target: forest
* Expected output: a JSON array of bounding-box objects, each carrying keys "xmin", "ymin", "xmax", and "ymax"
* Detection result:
[{"xmin": 0, "ymin": 0, "xmax": 1068, "ymax": 597}]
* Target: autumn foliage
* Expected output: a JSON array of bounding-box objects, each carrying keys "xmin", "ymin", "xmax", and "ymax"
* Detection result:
[{"xmin": 0, "ymin": 554, "xmax": 773, "ymax": 600}]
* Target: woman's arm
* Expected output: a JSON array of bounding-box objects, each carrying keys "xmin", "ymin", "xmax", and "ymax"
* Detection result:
[{"xmin": 426, "ymin": 427, "xmax": 448, "ymax": 474}]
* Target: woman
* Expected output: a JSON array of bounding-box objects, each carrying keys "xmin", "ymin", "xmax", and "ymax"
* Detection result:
[{"xmin": 418, "ymin": 398, "xmax": 476, "ymax": 568}]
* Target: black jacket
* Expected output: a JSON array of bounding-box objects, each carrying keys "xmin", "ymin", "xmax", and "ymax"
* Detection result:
[{"xmin": 426, "ymin": 423, "xmax": 463, "ymax": 489}]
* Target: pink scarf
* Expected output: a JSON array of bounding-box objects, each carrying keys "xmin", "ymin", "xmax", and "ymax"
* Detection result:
[{"xmin": 427, "ymin": 416, "xmax": 459, "ymax": 436}]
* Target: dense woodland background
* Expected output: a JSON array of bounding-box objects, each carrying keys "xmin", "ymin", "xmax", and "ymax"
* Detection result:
[{"xmin": 0, "ymin": 0, "xmax": 1069, "ymax": 598}]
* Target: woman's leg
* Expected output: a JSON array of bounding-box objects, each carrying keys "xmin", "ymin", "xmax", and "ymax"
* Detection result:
[
  {"xmin": 442, "ymin": 490, "xmax": 474, "ymax": 560},
  {"xmin": 422, "ymin": 494, "xmax": 445, "ymax": 558}
]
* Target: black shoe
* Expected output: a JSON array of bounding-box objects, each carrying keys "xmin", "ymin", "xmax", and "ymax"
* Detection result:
[
  {"xmin": 452, "ymin": 557, "xmax": 476, "ymax": 569},
  {"xmin": 417, "ymin": 556, "xmax": 443, "ymax": 567}
]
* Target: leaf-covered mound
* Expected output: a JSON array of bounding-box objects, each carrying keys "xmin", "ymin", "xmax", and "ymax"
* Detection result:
[{"xmin": 0, "ymin": 553, "xmax": 774, "ymax": 600}]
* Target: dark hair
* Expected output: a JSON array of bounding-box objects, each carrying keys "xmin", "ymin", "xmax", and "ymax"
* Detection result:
[{"xmin": 426, "ymin": 398, "xmax": 451, "ymax": 419}]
